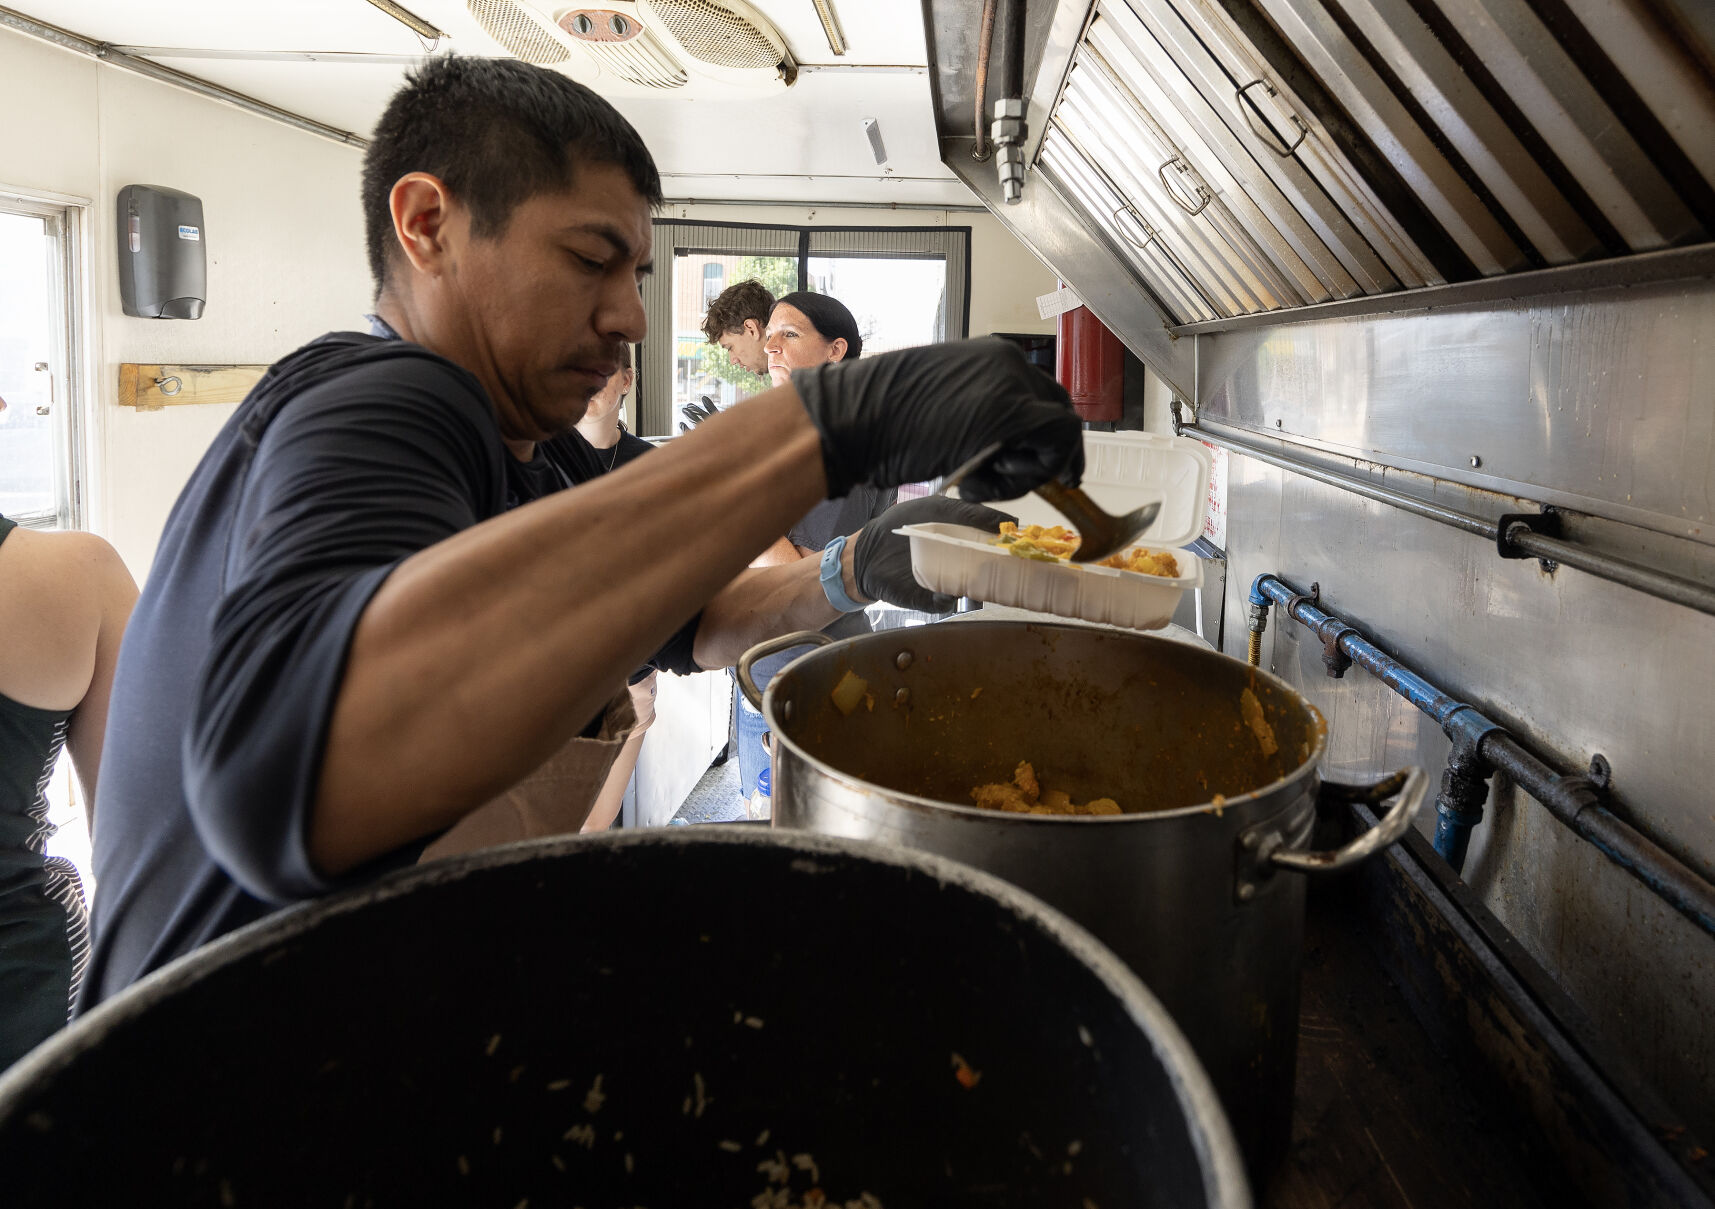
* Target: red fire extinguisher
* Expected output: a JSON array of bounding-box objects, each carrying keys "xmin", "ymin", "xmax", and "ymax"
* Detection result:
[{"xmin": 1056, "ymin": 303, "xmax": 1124, "ymax": 422}]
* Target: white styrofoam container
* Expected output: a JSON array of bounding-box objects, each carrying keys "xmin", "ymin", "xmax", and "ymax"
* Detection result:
[
  {"xmin": 899, "ymin": 522, "xmax": 1205, "ymax": 632},
  {"xmin": 902, "ymin": 432, "xmax": 1214, "ymax": 631},
  {"xmin": 986, "ymin": 431, "xmax": 1213, "ymax": 549}
]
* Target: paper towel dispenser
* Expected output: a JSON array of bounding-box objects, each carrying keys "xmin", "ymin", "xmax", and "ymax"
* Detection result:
[{"xmin": 117, "ymin": 184, "xmax": 205, "ymax": 319}]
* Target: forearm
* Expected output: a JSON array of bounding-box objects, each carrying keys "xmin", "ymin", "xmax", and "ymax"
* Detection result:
[
  {"xmin": 692, "ymin": 537, "xmax": 870, "ymax": 669},
  {"xmin": 312, "ymin": 388, "xmax": 825, "ymax": 873}
]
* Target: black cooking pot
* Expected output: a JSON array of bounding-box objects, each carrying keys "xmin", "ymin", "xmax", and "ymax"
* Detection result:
[{"xmin": 0, "ymin": 829, "xmax": 1247, "ymax": 1207}]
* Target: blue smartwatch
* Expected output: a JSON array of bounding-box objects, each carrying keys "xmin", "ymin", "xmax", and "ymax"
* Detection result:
[{"xmin": 819, "ymin": 535, "xmax": 867, "ymax": 613}]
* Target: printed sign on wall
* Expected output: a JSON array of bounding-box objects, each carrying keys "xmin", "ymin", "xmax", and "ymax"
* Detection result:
[{"xmin": 1200, "ymin": 441, "xmax": 1228, "ymax": 549}]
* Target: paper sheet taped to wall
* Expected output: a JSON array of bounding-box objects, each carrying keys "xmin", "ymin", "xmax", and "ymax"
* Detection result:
[{"xmin": 1036, "ymin": 285, "xmax": 1081, "ymax": 320}]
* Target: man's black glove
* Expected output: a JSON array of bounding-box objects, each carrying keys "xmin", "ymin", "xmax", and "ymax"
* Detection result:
[
  {"xmin": 851, "ymin": 495, "xmax": 1017, "ymax": 614},
  {"xmin": 793, "ymin": 338, "xmax": 1083, "ymax": 502}
]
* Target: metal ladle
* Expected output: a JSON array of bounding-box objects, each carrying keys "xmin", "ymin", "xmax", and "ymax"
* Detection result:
[{"xmin": 938, "ymin": 442, "xmax": 1162, "ymax": 563}]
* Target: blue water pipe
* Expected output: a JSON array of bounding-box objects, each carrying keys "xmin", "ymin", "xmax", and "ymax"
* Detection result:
[
  {"xmin": 1245, "ymin": 573, "xmax": 1715, "ymax": 939},
  {"xmin": 1248, "ymin": 574, "xmax": 1501, "ymax": 870}
]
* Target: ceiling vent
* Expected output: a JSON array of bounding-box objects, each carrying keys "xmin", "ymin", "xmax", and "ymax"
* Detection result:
[
  {"xmin": 648, "ymin": 0, "xmax": 787, "ymax": 73},
  {"xmin": 556, "ymin": 1, "xmax": 796, "ymax": 90},
  {"xmin": 559, "ymin": 10, "xmax": 689, "ymax": 88},
  {"xmin": 465, "ymin": 0, "xmax": 570, "ymax": 64}
]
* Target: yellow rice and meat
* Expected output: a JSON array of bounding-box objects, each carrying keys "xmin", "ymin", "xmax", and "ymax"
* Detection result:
[{"xmin": 991, "ymin": 523, "xmax": 1180, "ymax": 578}]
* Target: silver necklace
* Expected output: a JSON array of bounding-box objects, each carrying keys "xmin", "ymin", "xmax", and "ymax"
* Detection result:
[{"xmin": 600, "ymin": 417, "xmax": 629, "ymax": 472}]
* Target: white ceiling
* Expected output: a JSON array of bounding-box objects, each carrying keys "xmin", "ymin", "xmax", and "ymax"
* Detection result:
[{"xmin": 13, "ymin": 0, "xmax": 978, "ymax": 205}]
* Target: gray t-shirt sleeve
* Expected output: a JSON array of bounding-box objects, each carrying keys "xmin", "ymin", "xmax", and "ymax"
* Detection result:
[
  {"xmin": 786, "ymin": 485, "xmax": 899, "ymax": 552},
  {"xmin": 183, "ymin": 360, "xmax": 500, "ymax": 903}
]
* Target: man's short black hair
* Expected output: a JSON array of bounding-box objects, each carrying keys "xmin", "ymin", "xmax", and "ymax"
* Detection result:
[{"xmin": 361, "ymin": 55, "xmax": 663, "ymax": 293}]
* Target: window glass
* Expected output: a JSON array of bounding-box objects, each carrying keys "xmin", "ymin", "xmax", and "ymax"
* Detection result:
[
  {"xmin": 0, "ymin": 199, "xmax": 88, "ymax": 891},
  {"xmin": 0, "ymin": 211, "xmax": 58, "ymax": 520},
  {"xmin": 646, "ymin": 224, "xmax": 970, "ymax": 438},
  {"xmin": 670, "ymin": 252, "xmax": 794, "ymax": 429},
  {"xmin": 806, "ymin": 255, "xmax": 947, "ymax": 356},
  {"xmin": 700, "ymin": 261, "xmax": 725, "ymax": 307}
]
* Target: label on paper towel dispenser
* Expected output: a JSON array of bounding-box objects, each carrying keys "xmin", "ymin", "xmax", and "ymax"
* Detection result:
[{"xmin": 177, "ymin": 225, "xmax": 200, "ymax": 241}]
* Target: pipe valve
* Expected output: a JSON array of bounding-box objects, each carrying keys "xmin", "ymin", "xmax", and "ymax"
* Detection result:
[{"xmin": 991, "ymin": 97, "xmax": 1028, "ymax": 205}]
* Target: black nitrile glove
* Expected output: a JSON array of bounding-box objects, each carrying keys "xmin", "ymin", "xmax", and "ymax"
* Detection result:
[
  {"xmin": 792, "ymin": 338, "xmax": 1083, "ymax": 502},
  {"xmin": 680, "ymin": 397, "xmax": 719, "ymax": 428},
  {"xmin": 852, "ymin": 495, "xmax": 1018, "ymax": 613}
]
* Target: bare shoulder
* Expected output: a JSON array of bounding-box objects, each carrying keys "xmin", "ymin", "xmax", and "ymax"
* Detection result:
[
  {"xmin": 2, "ymin": 527, "xmax": 134, "ymax": 596},
  {"xmin": 0, "ymin": 528, "xmax": 138, "ymax": 710}
]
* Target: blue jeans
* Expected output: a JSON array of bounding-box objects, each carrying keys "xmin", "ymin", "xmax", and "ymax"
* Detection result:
[
  {"xmin": 736, "ymin": 693, "xmax": 771, "ymax": 810},
  {"xmin": 734, "ymin": 641, "xmax": 823, "ymax": 808}
]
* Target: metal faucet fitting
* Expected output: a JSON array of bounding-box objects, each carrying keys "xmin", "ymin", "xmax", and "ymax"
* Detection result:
[{"xmin": 991, "ymin": 97, "xmax": 1028, "ymax": 205}]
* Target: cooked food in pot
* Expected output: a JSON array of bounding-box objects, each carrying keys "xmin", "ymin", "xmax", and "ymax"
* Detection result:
[
  {"xmin": 991, "ymin": 523, "xmax": 1180, "ymax": 578},
  {"xmin": 970, "ymin": 761, "xmax": 1123, "ymax": 816},
  {"xmin": 830, "ymin": 669, "xmax": 873, "ymax": 716},
  {"xmin": 1239, "ymin": 687, "xmax": 1279, "ymax": 757}
]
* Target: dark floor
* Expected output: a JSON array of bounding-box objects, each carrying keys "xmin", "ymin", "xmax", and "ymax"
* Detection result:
[{"xmin": 1266, "ymin": 886, "xmax": 1574, "ymax": 1209}]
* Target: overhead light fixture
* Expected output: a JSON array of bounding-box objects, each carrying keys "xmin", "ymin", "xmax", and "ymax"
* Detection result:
[
  {"xmin": 862, "ymin": 117, "xmax": 887, "ymax": 164},
  {"xmin": 811, "ymin": 0, "xmax": 848, "ymax": 56},
  {"xmin": 361, "ymin": 0, "xmax": 446, "ymax": 43}
]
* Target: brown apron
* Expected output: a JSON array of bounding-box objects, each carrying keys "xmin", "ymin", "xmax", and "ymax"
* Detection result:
[{"xmin": 418, "ymin": 686, "xmax": 638, "ymax": 863}]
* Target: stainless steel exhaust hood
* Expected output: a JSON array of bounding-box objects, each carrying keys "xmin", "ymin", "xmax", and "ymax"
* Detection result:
[
  {"xmin": 925, "ymin": 0, "xmax": 1715, "ymax": 1187},
  {"xmin": 926, "ymin": 0, "xmax": 1715, "ymax": 390}
]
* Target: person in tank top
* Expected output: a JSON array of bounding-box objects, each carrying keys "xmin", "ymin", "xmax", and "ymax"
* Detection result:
[{"xmin": 0, "ymin": 516, "xmax": 136, "ymax": 1067}]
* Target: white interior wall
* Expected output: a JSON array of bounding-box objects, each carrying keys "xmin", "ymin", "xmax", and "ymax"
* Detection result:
[
  {"xmin": 658, "ymin": 202, "xmax": 1059, "ymax": 339},
  {"xmin": 1, "ymin": 27, "xmax": 1058, "ymax": 581},
  {"xmin": 0, "ymin": 26, "xmax": 373, "ymax": 581}
]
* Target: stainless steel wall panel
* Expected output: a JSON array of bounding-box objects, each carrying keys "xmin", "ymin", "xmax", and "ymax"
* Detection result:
[
  {"xmin": 1249, "ymin": 0, "xmax": 1529, "ymax": 276},
  {"xmin": 1196, "ymin": 277, "xmax": 1715, "ymax": 544},
  {"xmin": 1333, "ymin": 0, "xmax": 1602, "ymax": 265},
  {"xmin": 1421, "ymin": 0, "xmax": 1704, "ymax": 251},
  {"xmin": 1218, "ymin": 454, "xmax": 1715, "ymax": 1135},
  {"xmin": 923, "ymin": 0, "xmax": 1715, "ymax": 1156}
]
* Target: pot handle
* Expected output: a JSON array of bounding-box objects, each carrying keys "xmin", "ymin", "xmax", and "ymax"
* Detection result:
[
  {"xmin": 736, "ymin": 631, "xmax": 836, "ymax": 710},
  {"xmin": 1270, "ymin": 766, "xmax": 1429, "ymax": 875}
]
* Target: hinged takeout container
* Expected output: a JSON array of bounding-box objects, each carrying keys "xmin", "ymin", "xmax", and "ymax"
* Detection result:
[{"xmin": 899, "ymin": 432, "xmax": 1213, "ymax": 631}]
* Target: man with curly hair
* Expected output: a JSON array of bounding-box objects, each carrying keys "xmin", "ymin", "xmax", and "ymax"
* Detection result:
[{"xmin": 701, "ymin": 278, "xmax": 774, "ymax": 377}]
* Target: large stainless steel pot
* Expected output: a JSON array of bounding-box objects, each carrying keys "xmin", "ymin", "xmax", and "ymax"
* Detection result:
[
  {"xmin": 0, "ymin": 829, "xmax": 1249, "ymax": 1207},
  {"xmin": 739, "ymin": 620, "xmax": 1426, "ymax": 1179}
]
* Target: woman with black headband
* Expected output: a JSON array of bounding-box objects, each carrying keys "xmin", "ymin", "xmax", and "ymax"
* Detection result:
[
  {"xmin": 730, "ymin": 292, "xmax": 900, "ymax": 815},
  {"xmin": 763, "ymin": 292, "xmax": 898, "ymax": 560}
]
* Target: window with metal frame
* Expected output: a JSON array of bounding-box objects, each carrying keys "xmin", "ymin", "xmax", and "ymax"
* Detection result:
[
  {"xmin": 640, "ymin": 220, "xmax": 971, "ymax": 437},
  {"xmin": 0, "ymin": 191, "xmax": 85, "ymax": 531}
]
